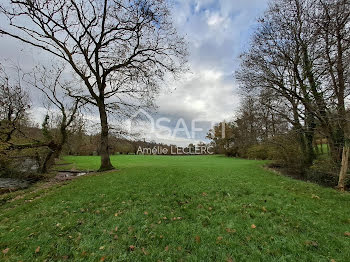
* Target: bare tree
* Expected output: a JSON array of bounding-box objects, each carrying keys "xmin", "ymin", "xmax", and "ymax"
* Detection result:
[
  {"xmin": 0, "ymin": 64, "xmax": 31, "ymax": 145},
  {"xmin": 0, "ymin": 62, "xmax": 83, "ymax": 173},
  {"xmin": 236, "ymin": 0, "xmax": 318, "ymax": 167},
  {"xmin": 0, "ymin": 0, "xmax": 188, "ymax": 170},
  {"xmin": 314, "ymin": 0, "xmax": 350, "ymax": 172},
  {"xmin": 237, "ymin": 0, "xmax": 350, "ymax": 166},
  {"xmin": 26, "ymin": 64, "xmax": 83, "ymax": 173},
  {"xmin": 236, "ymin": 0, "xmax": 350, "ymax": 188},
  {"xmin": 0, "ymin": 63, "xmax": 49, "ymax": 177}
]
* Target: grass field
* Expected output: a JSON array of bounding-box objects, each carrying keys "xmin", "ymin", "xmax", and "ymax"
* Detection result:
[{"xmin": 1, "ymin": 155, "xmax": 350, "ymax": 261}]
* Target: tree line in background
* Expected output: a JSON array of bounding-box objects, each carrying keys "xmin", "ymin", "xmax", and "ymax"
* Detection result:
[{"xmin": 208, "ymin": 0, "xmax": 350, "ymax": 191}]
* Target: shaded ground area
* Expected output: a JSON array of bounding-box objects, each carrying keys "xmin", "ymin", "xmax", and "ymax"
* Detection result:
[
  {"xmin": 0, "ymin": 178, "xmax": 31, "ymax": 193},
  {"xmin": 0, "ymin": 170, "xmax": 91, "ymax": 194},
  {"xmin": 0, "ymin": 155, "xmax": 349, "ymax": 261},
  {"xmin": 268, "ymin": 162, "xmax": 349, "ymax": 191}
]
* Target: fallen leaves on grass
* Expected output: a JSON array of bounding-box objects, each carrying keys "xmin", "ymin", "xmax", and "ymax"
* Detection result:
[
  {"xmin": 114, "ymin": 211, "xmax": 122, "ymax": 217},
  {"xmin": 142, "ymin": 247, "xmax": 148, "ymax": 255},
  {"xmin": 76, "ymin": 233, "xmax": 82, "ymax": 241},
  {"xmin": 311, "ymin": 194, "xmax": 320, "ymax": 199},
  {"xmin": 262, "ymin": 207, "xmax": 267, "ymax": 212},
  {"xmin": 100, "ymin": 256, "xmax": 106, "ymax": 261},
  {"xmin": 128, "ymin": 245, "xmax": 135, "ymax": 251},
  {"xmin": 344, "ymin": 232, "xmax": 350, "ymax": 237},
  {"xmin": 225, "ymin": 228, "xmax": 236, "ymax": 233},
  {"xmin": 144, "ymin": 211, "xmax": 148, "ymax": 215},
  {"xmin": 216, "ymin": 236, "xmax": 223, "ymax": 243},
  {"xmin": 164, "ymin": 246, "xmax": 169, "ymax": 252},
  {"xmin": 251, "ymin": 224, "xmax": 256, "ymax": 229},
  {"xmin": 304, "ymin": 240, "xmax": 318, "ymax": 247},
  {"xmin": 2, "ymin": 248, "xmax": 9, "ymax": 254},
  {"xmin": 99, "ymin": 246, "xmax": 105, "ymax": 250},
  {"xmin": 35, "ymin": 246, "xmax": 40, "ymax": 253},
  {"xmin": 195, "ymin": 235, "xmax": 201, "ymax": 243}
]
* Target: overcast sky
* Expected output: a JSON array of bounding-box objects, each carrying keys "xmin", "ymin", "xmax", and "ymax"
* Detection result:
[
  {"xmin": 0, "ymin": 0, "xmax": 269, "ymax": 146},
  {"xmin": 148, "ymin": 0, "xmax": 269, "ymax": 145}
]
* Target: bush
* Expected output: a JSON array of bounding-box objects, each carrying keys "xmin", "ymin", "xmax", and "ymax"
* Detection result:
[
  {"xmin": 306, "ymin": 158, "xmax": 350, "ymax": 188},
  {"xmin": 245, "ymin": 144, "xmax": 271, "ymax": 160},
  {"xmin": 267, "ymin": 135, "xmax": 306, "ymax": 172},
  {"xmin": 224, "ymin": 146, "xmax": 239, "ymax": 157}
]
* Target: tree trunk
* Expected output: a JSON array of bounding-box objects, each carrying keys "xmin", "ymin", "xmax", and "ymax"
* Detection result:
[
  {"xmin": 328, "ymin": 132, "xmax": 344, "ymax": 164},
  {"xmin": 98, "ymin": 102, "xmax": 114, "ymax": 171},
  {"xmin": 41, "ymin": 148, "xmax": 55, "ymax": 174},
  {"xmin": 304, "ymin": 114, "xmax": 316, "ymax": 167},
  {"xmin": 314, "ymin": 140, "xmax": 319, "ymax": 155},
  {"xmin": 338, "ymin": 146, "xmax": 349, "ymax": 192},
  {"xmin": 40, "ymin": 121, "xmax": 68, "ymax": 173}
]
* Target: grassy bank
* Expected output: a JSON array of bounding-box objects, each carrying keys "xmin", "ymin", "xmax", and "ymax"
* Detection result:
[{"xmin": 1, "ymin": 155, "xmax": 349, "ymax": 261}]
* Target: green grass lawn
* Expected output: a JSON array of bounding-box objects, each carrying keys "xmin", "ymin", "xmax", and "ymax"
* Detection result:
[{"xmin": 1, "ymin": 155, "xmax": 350, "ymax": 261}]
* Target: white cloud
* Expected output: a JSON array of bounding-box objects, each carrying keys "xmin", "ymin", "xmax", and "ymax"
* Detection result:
[
  {"xmin": 206, "ymin": 12, "xmax": 226, "ymax": 27},
  {"xmin": 0, "ymin": 0, "xmax": 269, "ymax": 146},
  {"xmin": 123, "ymin": 0, "xmax": 269, "ymax": 145}
]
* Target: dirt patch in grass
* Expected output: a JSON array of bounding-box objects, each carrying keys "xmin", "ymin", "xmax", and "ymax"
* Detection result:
[{"xmin": 0, "ymin": 169, "xmax": 104, "ymax": 206}]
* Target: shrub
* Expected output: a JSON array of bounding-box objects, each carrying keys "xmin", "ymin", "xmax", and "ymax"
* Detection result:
[
  {"xmin": 245, "ymin": 144, "xmax": 271, "ymax": 160},
  {"xmin": 225, "ymin": 146, "xmax": 239, "ymax": 157},
  {"xmin": 306, "ymin": 158, "xmax": 350, "ymax": 188},
  {"xmin": 267, "ymin": 135, "xmax": 306, "ymax": 172}
]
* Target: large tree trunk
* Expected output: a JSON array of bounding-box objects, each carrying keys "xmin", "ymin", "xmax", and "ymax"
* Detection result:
[
  {"xmin": 338, "ymin": 145, "xmax": 349, "ymax": 192},
  {"xmin": 98, "ymin": 102, "xmax": 114, "ymax": 171}
]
